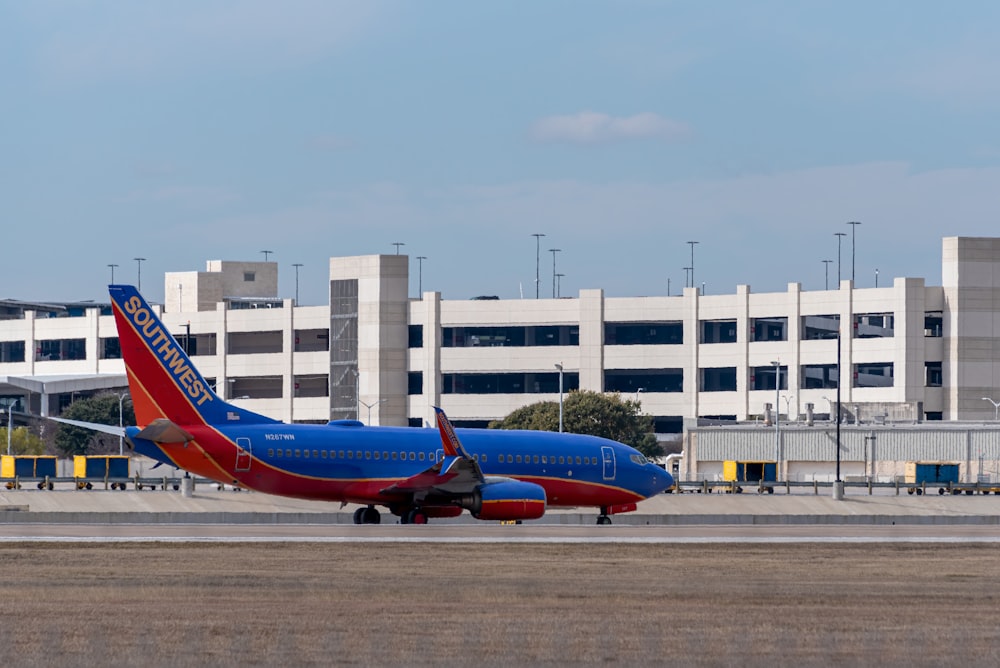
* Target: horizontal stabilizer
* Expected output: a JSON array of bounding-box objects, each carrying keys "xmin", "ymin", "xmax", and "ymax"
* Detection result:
[
  {"xmin": 46, "ymin": 416, "xmax": 125, "ymax": 437},
  {"xmin": 135, "ymin": 418, "xmax": 194, "ymax": 444}
]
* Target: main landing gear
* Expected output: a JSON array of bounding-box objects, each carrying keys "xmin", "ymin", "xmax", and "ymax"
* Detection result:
[
  {"xmin": 597, "ymin": 506, "xmax": 613, "ymax": 525},
  {"xmin": 400, "ymin": 508, "xmax": 428, "ymax": 525},
  {"xmin": 352, "ymin": 505, "xmax": 381, "ymax": 525}
]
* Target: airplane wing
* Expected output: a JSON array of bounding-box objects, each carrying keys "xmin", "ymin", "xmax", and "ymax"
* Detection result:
[
  {"xmin": 378, "ymin": 407, "xmax": 485, "ymax": 497},
  {"xmin": 46, "ymin": 416, "xmax": 126, "ymax": 437}
]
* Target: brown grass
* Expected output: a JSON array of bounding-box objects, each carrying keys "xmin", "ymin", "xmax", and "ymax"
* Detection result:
[{"xmin": 0, "ymin": 543, "xmax": 997, "ymax": 666}]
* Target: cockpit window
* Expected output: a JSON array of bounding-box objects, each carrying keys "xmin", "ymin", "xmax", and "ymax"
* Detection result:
[{"xmin": 630, "ymin": 454, "xmax": 649, "ymax": 465}]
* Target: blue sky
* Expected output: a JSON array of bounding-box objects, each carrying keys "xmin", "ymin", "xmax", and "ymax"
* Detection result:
[{"xmin": 4, "ymin": 1, "xmax": 1000, "ymax": 306}]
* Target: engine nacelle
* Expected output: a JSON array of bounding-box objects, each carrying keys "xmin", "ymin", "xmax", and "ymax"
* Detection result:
[{"xmin": 470, "ymin": 480, "xmax": 546, "ymax": 521}]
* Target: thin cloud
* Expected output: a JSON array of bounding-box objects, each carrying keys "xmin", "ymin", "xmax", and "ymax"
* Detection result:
[{"xmin": 529, "ymin": 111, "xmax": 689, "ymax": 145}]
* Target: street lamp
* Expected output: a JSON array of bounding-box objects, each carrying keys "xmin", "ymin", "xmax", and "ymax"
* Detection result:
[
  {"xmin": 108, "ymin": 263, "xmax": 118, "ymax": 284},
  {"xmin": 782, "ymin": 394, "xmax": 795, "ymax": 422},
  {"xmin": 532, "ymin": 233, "xmax": 546, "ymax": 299},
  {"xmin": 847, "ymin": 221, "xmax": 861, "ymax": 283},
  {"xmin": 5, "ymin": 405, "xmax": 13, "ymax": 456},
  {"xmin": 555, "ymin": 273, "xmax": 564, "ymax": 298},
  {"xmin": 687, "ymin": 241, "xmax": 699, "ymax": 289},
  {"xmin": 415, "ymin": 256, "xmax": 427, "ymax": 297},
  {"xmin": 292, "ymin": 263, "xmax": 303, "ymax": 304},
  {"xmin": 261, "ymin": 250, "xmax": 274, "ymax": 262},
  {"xmin": 982, "ymin": 397, "xmax": 1000, "ymax": 421},
  {"xmin": 392, "ymin": 242, "xmax": 405, "ymax": 255},
  {"xmin": 771, "ymin": 360, "xmax": 781, "ymax": 481},
  {"xmin": 822, "ymin": 259, "xmax": 832, "ymax": 290},
  {"xmin": 555, "ymin": 363, "xmax": 564, "ymax": 433},
  {"xmin": 549, "ymin": 248, "xmax": 561, "ymax": 298},
  {"xmin": 134, "ymin": 257, "xmax": 146, "ymax": 291},
  {"xmin": 635, "ymin": 387, "xmax": 645, "ymax": 403},
  {"xmin": 117, "ymin": 391, "xmax": 130, "ymax": 456},
  {"xmin": 359, "ymin": 398, "xmax": 388, "ymax": 425},
  {"xmin": 834, "ymin": 233, "xmax": 846, "ymax": 285}
]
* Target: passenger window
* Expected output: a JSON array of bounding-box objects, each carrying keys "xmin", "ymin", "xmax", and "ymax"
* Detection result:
[
  {"xmin": 516, "ymin": 455, "xmax": 522, "ymax": 463},
  {"xmin": 347, "ymin": 451, "xmax": 353, "ymax": 459},
  {"xmin": 533, "ymin": 455, "xmax": 539, "ymax": 464},
  {"xmin": 374, "ymin": 451, "xmax": 380, "ymax": 460},
  {"xmin": 418, "ymin": 452, "xmax": 425, "ymax": 461},
  {"xmin": 392, "ymin": 452, "xmax": 398, "ymax": 460},
  {"xmin": 304, "ymin": 450, "xmax": 310, "ymax": 459},
  {"xmin": 409, "ymin": 452, "xmax": 416, "ymax": 461},
  {"xmin": 295, "ymin": 449, "xmax": 301, "ymax": 458},
  {"xmin": 365, "ymin": 451, "xmax": 371, "ymax": 460},
  {"xmin": 356, "ymin": 451, "xmax": 362, "ymax": 459},
  {"xmin": 507, "ymin": 455, "xmax": 513, "ymax": 464},
  {"xmin": 575, "ymin": 456, "xmax": 581, "ymax": 465},
  {"xmin": 313, "ymin": 450, "xmax": 319, "ymax": 458},
  {"xmin": 285, "ymin": 449, "xmax": 291, "ymax": 457},
  {"xmin": 482, "ymin": 454, "xmax": 487, "ymax": 463},
  {"xmin": 321, "ymin": 450, "xmax": 327, "ymax": 459},
  {"xmin": 558, "ymin": 456, "xmax": 565, "ymax": 464},
  {"xmin": 541, "ymin": 456, "xmax": 547, "ymax": 464},
  {"xmin": 338, "ymin": 450, "xmax": 345, "ymax": 458}
]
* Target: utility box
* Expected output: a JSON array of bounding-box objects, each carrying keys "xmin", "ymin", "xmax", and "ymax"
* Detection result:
[
  {"xmin": 904, "ymin": 461, "xmax": 959, "ymax": 485},
  {"xmin": 723, "ymin": 460, "xmax": 777, "ymax": 483},
  {"xmin": 73, "ymin": 455, "xmax": 130, "ymax": 479},
  {"xmin": 1, "ymin": 455, "xmax": 58, "ymax": 478},
  {"xmin": 904, "ymin": 461, "xmax": 960, "ymax": 495}
]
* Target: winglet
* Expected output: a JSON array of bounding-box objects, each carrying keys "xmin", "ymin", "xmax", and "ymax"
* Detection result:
[{"xmin": 433, "ymin": 406, "xmax": 472, "ymax": 459}]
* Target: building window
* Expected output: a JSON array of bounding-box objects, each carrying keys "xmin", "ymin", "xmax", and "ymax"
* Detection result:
[
  {"xmin": 604, "ymin": 322, "xmax": 683, "ymax": 346},
  {"xmin": 442, "ymin": 372, "xmax": 579, "ymax": 394},
  {"xmin": 802, "ymin": 315, "xmax": 840, "ymax": 340},
  {"xmin": 700, "ymin": 367, "xmax": 737, "ymax": 392},
  {"xmin": 1, "ymin": 340, "xmax": 26, "ymax": 363},
  {"xmin": 701, "ymin": 320, "xmax": 737, "ymax": 344},
  {"xmin": 925, "ymin": 361, "xmax": 942, "ymax": 387},
  {"xmin": 442, "ymin": 326, "xmax": 578, "ymax": 347},
  {"xmin": 294, "ymin": 374, "xmax": 329, "ymax": 398},
  {"xmin": 751, "ymin": 317, "xmax": 787, "ymax": 342},
  {"xmin": 408, "ymin": 325, "xmax": 424, "ymax": 348},
  {"xmin": 750, "ymin": 365, "xmax": 786, "ymax": 391},
  {"xmin": 228, "ymin": 376, "xmax": 283, "ymax": 399},
  {"xmin": 924, "ymin": 312, "xmax": 943, "ymax": 337},
  {"xmin": 408, "ymin": 372, "xmax": 423, "ymax": 395},
  {"xmin": 294, "ymin": 329, "xmax": 329, "ymax": 352},
  {"xmin": 36, "ymin": 338, "xmax": 86, "ymax": 361},
  {"xmin": 854, "ymin": 313, "xmax": 894, "ymax": 338},
  {"xmin": 604, "ymin": 369, "xmax": 683, "ymax": 393},
  {"xmin": 853, "ymin": 362, "xmax": 894, "ymax": 388},
  {"xmin": 801, "ymin": 364, "xmax": 838, "ymax": 389},
  {"xmin": 100, "ymin": 337, "xmax": 121, "ymax": 360},
  {"xmin": 244, "ymin": 272, "xmax": 255, "ymax": 282}
]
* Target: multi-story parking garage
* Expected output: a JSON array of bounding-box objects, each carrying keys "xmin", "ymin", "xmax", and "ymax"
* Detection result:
[{"xmin": 3, "ymin": 237, "xmax": 1000, "ymax": 473}]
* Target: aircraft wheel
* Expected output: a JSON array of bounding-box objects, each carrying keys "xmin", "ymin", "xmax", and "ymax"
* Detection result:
[
  {"xmin": 597, "ymin": 515, "xmax": 612, "ymax": 525},
  {"xmin": 362, "ymin": 506, "xmax": 381, "ymax": 524},
  {"xmin": 406, "ymin": 509, "xmax": 428, "ymax": 525},
  {"xmin": 352, "ymin": 507, "xmax": 365, "ymax": 525}
]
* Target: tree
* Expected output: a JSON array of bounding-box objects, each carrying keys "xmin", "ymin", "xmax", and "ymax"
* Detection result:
[
  {"xmin": 489, "ymin": 390, "xmax": 664, "ymax": 459},
  {"xmin": 54, "ymin": 394, "xmax": 135, "ymax": 456},
  {"xmin": 0, "ymin": 426, "xmax": 46, "ymax": 455}
]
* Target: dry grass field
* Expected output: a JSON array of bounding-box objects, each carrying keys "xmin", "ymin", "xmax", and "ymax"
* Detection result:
[{"xmin": 0, "ymin": 542, "xmax": 997, "ymax": 666}]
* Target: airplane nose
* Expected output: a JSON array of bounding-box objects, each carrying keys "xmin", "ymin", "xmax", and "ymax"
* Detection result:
[{"xmin": 650, "ymin": 466, "xmax": 674, "ymax": 495}]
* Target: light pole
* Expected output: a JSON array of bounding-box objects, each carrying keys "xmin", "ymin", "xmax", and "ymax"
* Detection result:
[
  {"xmin": 532, "ymin": 233, "xmax": 545, "ymax": 298},
  {"xmin": 292, "ymin": 263, "xmax": 303, "ymax": 304},
  {"xmin": 771, "ymin": 360, "xmax": 781, "ymax": 480},
  {"xmin": 392, "ymin": 242, "xmax": 405, "ymax": 255},
  {"xmin": 117, "ymin": 391, "xmax": 130, "ymax": 456},
  {"xmin": 555, "ymin": 363, "xmax": 564, "ymax": 433},
  {"xmin": 782, "ymin": 393, "xmax": 795, "ymax": 422},
  {"xmin": 635, "ymin": 387, "xmax": 645, "ymax": 403},
  {"xmin": 549, "ymin": 248, "xmax": 561, "ymax": 298},
  {"xmin": 875, "ymin": 268, "xmax": 879, "ymax": 288},
  {"xmin": 834, "ymin": 232, "xmax": 846, "ymax": 285},
  {"xmin": 683, "ymin": 267, "xmax": 691, "ymax": 289},
  {"xmin": 359, "ymin": 398, "xmax": 388, "ymax": 425},
  {"xmin": 847, "ymin": 221, "xmax": 861, "ymax": 283},
  {"xmin": 415, "ymin": 256, "xmax": 427, "ymax": 297},
  {"xmin": 687, "ymin": 241, "xmax": 698, "ymax": 290},
  {"xmin": 134, "ymin": 257, "xmax": 146, "ymax": 291},
  {"xmin": 5, "ymin": 405, "xmax": 12, "ymax": 456},
  {"xmin": 555, "ymin": 273, "xmax": 564, "ymax": 298},
  {"xmin": 261, "ymin": 250, "xmax": 273, "ymax": 262},
  {"xmin": 822, "ymin": 259, "xmax": 832, "ymax": 290},
  {"xmin": 108, "ymin": 263, "xmax": 118, "ymax": 284},
  {"xmin": 982, "ymin": 397, "xmax": 1000, "ymax": 421}
]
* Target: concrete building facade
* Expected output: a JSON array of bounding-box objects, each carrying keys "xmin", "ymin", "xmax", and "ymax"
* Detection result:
[{"xmin": 1, "ymin": 237, "xmax": 999, "ymax": 445}]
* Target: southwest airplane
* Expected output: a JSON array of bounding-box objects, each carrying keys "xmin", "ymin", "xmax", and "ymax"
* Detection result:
[{"xmin": 81, "ymin": 285, "xmax": 673, "ymax": 524}]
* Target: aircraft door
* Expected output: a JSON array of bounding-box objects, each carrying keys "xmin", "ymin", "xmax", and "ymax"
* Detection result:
[
  {"xmin": 601, "ymin": 446, "xmax": 615, "ymax": 481},
  {"xmin": 235, "ymin": 437, "xmax": 252, "ymax": 472}
]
